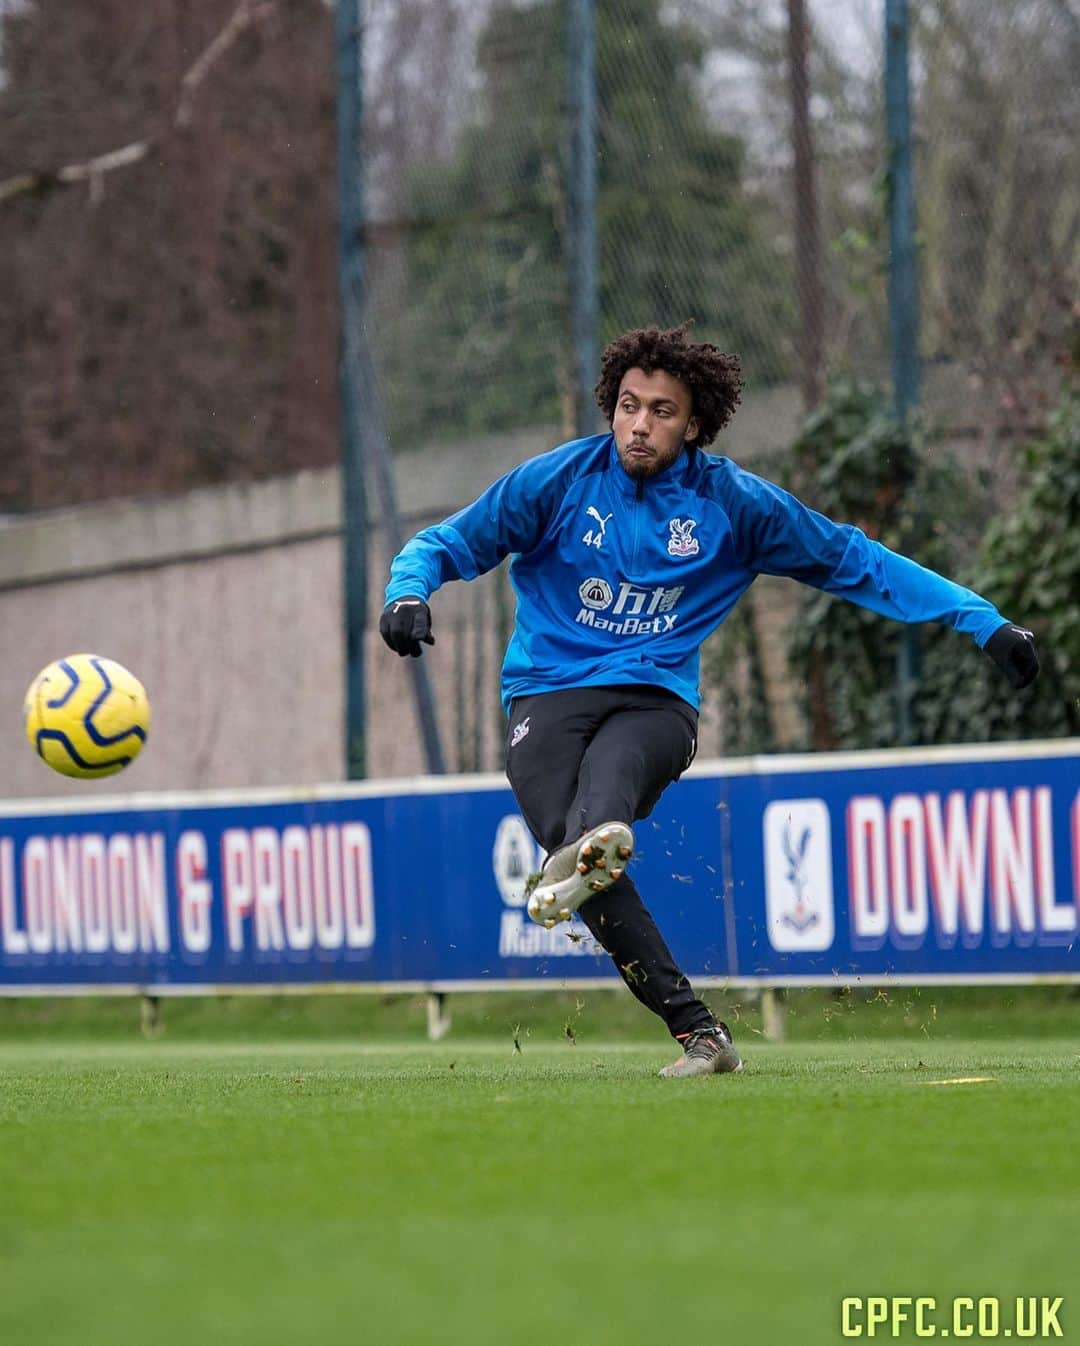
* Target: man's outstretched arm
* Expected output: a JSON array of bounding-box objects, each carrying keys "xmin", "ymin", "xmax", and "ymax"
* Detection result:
[
  {"xmin": 381, "ymin": 440, "xmax": 590, "ymax": 656},
  {"xmin": 722, "ymin": 467, "xmax": 1040, "ymax": 689},
  {"xmin": 824, "ymin": 539, "xmax": 1039, "ymax": 687}
]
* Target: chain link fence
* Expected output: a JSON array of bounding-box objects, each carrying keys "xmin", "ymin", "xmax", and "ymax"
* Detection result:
[
  {"xmin": 364, "ymin": 0, "xmax": 1077, "ymax": 456},
  {"xmin": 358, "ymin": 0, "xmax": 1077, "ymax": 764},
  {"xmin": 3, "ymin": 0, "xmax": 1073, "ymax": 499},
  {"xmin": 1, "ymin": 0, "xmax": 1075, "ymax": 773}
]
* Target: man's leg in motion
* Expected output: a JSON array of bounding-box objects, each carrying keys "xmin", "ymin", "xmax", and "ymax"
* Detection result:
[
  {"xmin": 576, "ymin": 873, "xmax": 713, "ymax": 1038},
  {"xmin": 503, "ymin": 689, "xmax": 602, "ymax": 853},
  {"xmin": 565, "ymin": 697, "xmax": 717, "ymax": 1040},
  {"xmin": 504, "ymin": 687, "xmax": 740, "ymax": 1071}
]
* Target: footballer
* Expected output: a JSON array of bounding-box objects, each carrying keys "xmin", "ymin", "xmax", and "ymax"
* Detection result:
[{"xmin": 381, "ymin": 324, "xmax": 1039, "ymax": 1077}]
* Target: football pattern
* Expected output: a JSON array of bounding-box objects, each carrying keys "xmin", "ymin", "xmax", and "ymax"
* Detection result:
[{"xmin": 24, "ymin": 654, "xmax": 150, "ymax": 779}]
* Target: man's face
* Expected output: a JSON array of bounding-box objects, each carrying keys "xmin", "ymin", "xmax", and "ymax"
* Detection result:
[{"xmin": 611, "ymin": 367, "xmax": 700, "ymax": 480}]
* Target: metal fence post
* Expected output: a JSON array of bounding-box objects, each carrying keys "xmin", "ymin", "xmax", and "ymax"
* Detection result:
[
  {"xmin": 885, "ymin": 0, "xmax": 921, "ymax": 422},
  {"xmin": 567, "ymin": 0, "xmax": 598, "ymax": 437},
  {"xmin": 885, "ymin": 0, "xmax": 922, "ymax": 744},
  {"xmin": 337, "ymin": 0, "xmax": 445, "ymax": 778},
  {"xmin": 337, "ymin": 0, "xmax": 368, "ymax": 780}
]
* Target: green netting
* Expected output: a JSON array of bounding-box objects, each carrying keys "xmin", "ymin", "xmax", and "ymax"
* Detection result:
[
  {"xmin": 364, "ymin": 0, "xmax": 1078, "ymax": 454},
  {"xmin": 0, "ymin": 0, "xmax": 1074, "ymax": 508}
]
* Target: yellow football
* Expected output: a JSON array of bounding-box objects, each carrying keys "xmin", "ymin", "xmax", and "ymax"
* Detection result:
[{"xmin": 24, "ymin": 654, "xmax": 151, "ymax": 779}]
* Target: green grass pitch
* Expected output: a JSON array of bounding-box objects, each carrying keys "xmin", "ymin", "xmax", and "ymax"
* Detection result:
[{"xmin": 0, "ymin": 995, "xmax": 1077, "ymax": 1345}]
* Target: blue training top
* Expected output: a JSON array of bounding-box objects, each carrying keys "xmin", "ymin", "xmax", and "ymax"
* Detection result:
[{"xmin": 385, "ymin": 433, "xmax": 1007, "ymax": 712}]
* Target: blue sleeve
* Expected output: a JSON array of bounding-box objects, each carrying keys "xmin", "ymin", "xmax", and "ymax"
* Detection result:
[
  {"xmin": 724, "ymin": 469, "xmax": 1007, "ymax": 647},
  {"xmin": 385, "ymin": 444, "xmax": 582, "ymax": 603}
]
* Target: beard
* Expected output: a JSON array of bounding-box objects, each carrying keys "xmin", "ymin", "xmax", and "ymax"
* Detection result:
[{"xmin": 617, "ymin": 439, "xmax": 682, "ymax": 480}]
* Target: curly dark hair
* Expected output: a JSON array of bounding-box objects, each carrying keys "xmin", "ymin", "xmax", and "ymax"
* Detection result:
[{"xmin": 594, "ymin": 323, "xmax": 742, "ymax": 449}]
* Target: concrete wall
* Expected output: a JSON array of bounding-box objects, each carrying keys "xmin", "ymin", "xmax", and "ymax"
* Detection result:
[{"xmin": 1, "ymin": 387, "xmax": 805, "ymax": 799}]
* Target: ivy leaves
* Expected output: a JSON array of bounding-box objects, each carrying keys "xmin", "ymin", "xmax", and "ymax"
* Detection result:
[{"xmin": 709, "ymin": 382, "xmax": 1079, "ymax": 751}]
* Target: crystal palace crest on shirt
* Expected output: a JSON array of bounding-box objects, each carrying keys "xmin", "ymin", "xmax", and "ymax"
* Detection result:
[{"xmin": 667, "ymin": 517, "xmax": 700, "ymax": 557}]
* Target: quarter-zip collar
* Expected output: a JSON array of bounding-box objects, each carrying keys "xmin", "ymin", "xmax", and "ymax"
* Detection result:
[{"xmin": 606, "ymin": 433, "xmax": 696, "ymax": 498}]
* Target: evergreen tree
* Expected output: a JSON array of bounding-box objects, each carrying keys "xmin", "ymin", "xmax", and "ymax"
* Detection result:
[{"xmin": 388, "ymin": 0, "xmax": 793, "ymax": 447}]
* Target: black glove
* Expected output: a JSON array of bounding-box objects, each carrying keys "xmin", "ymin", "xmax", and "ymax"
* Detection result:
[
  {"xmin": 379, "ymin": 596, "xmax": 435, "ymax": 658},
  {"xmin": 984, "ymin": 623, "xmax": 1039, "ymax": 690}
]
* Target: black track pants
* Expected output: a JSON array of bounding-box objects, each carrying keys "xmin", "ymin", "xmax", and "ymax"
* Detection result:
[{"xmin": 505, "ymin": 685, "xmax": 715, "ymax": 1039}]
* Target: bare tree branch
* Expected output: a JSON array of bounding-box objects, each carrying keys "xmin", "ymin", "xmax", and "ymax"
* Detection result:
[
  {"xmin": 0, "ymin": 0, "xmax": 277, "ymax": 207},
  {"xmin": 176, "ymin": 0, "xmax": 277, "ymax": 128}
]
